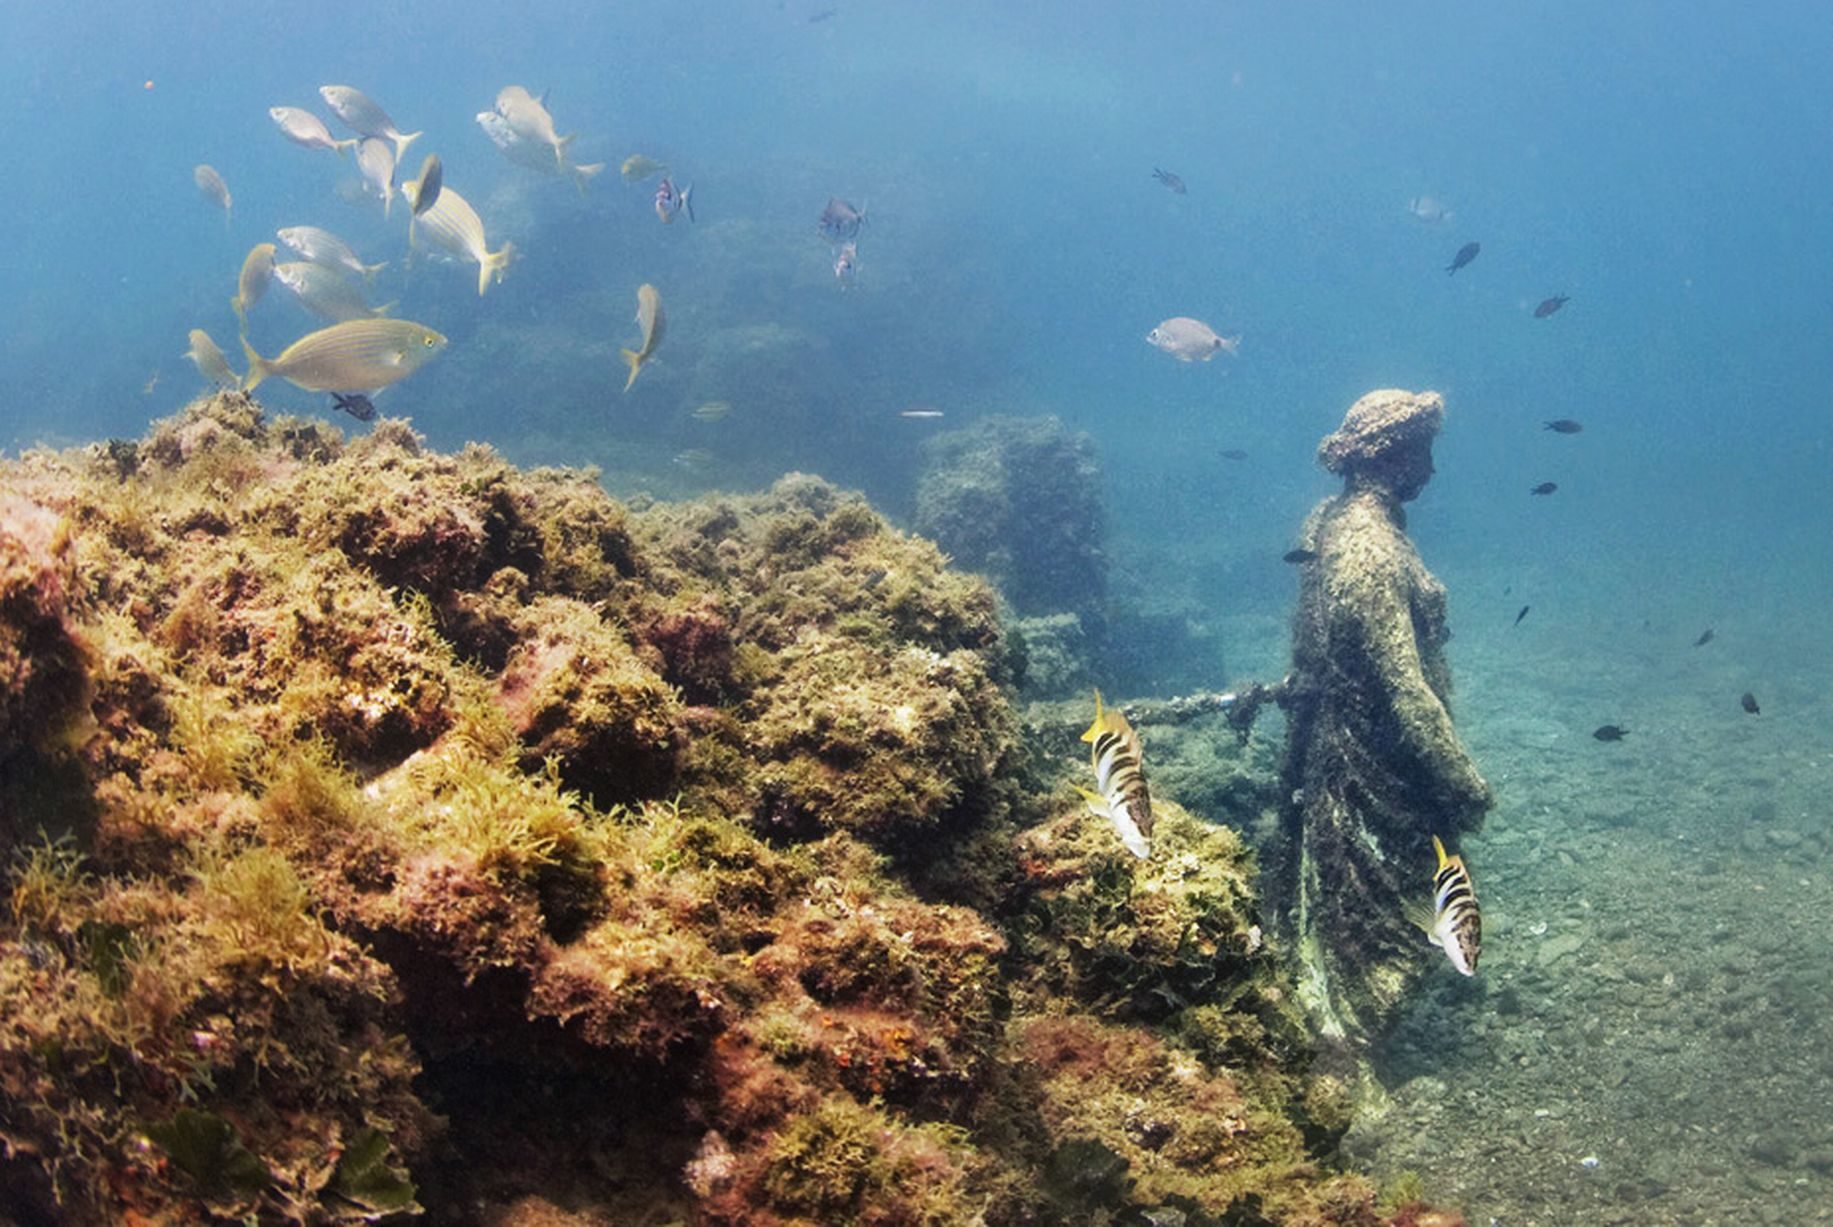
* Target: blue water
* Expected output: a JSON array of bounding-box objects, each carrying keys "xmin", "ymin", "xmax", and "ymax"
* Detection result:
[{"xmin": 8, "ymin": 3, "xmax": 1833, "ymax": 1218}]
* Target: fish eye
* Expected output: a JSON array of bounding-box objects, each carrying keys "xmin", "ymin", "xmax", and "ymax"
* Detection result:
[{"xmin": 423, "ymin": 336, "xmax": 435, "ymax": 347}]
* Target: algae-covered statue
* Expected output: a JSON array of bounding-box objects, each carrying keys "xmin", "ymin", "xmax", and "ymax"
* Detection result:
[{"xmin": 1270, "ymin": 388, "xmax": 1492, "ymax": 1042}]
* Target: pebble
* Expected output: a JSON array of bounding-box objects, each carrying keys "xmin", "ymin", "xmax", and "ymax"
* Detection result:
[{"xmin": 1537, "ymin": 932, "xmax": 1587, "ymax": 965}]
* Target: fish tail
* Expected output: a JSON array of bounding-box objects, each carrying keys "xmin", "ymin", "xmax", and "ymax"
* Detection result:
[
  {"xmin": 556, "ymin": 133, "xmax": 576, "ymax": 170},
  {"xmin": 477, "ymin": 243, "xmax": 515, "ymax": 297},
  {"xmin": 393, "ymin": 131, "xmax": 422, "ymax": 164},
  {"xmin": 239, "ymin": 335, "xmax": 270, "ymax": 392},
  {"xmin": 335, "ymin": 138, "xmax": 357, "ymax": 159},
  {"xmin": 372, "ymin": 300, "xmax": 398, "ymax": 317},
  {"xmin": 231, "ymin": 297, "xmax": 247, "ymax": 333},
  {"xmin": 1431, "ymin": 834, "xmax": 1450, "ymax": 869},
  {"xmin": 363, "ymin": 261, "xmax": 388, "ymax": 286},
  {"xmin": 571, "ymin": 163, "xmax": 606, "ymax": 197},
  {"xmin": 621, "ymin": 348, "xmax": 643, "ymax": 392}
]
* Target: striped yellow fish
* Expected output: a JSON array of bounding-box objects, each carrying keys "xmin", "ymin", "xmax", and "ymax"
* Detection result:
[
  {"xmin": 1074, "ymin": 689, "xmax": 1153, "ymax": 859},
  {"xmin": 405, "ymin": 183, "xmax": 514, "ymax": 297},
  {"xmin": 241, "ymin": 319, "xmax": 445, "ymax": 394},
  {"xmin": 1422, "ymin": 835, "xmax": 1481, "ymax": 975}
]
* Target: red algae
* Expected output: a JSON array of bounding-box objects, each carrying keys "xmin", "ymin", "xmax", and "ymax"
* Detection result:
[{"xmin": 0, "ymin": 393, "xmax": 1459, "ymax": 1225}]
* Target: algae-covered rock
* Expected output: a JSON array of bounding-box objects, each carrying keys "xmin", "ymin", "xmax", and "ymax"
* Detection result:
[{"xmin": 0, "ymin": 393, "xmax": 1454, "ymax": 1226}]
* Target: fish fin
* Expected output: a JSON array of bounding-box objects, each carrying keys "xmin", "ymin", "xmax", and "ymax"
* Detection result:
[
  {"xmin": 1431, "ymin": 834, "xmax": 1450, "ymax": 870},
  {"xmin": 393, "ymin": 130, "xmax": 422, "ymax": 164},
  {"xmin": 1080, "ymin": 688, "xmax": 1106, "ymax": 743},
  {"xmin": 1401, "ymin": 896, "xmax": 1435, "ymax": 935},
  {"xmin": 231, "ymin": 298, "xmax": 247, "ymax": 332},
  {"xmin": 477, "ymin": 243, "xmax": 515, "ymax": 297},
  {"xmin": 239, "ymin": 336, "xmax": 270, "ymax": 392},
  {"xmin": 1219, "ymin": 334, "xmax": 1242, "ymax": 354},
  {"xmin": 372, "ymin": 301, "xmax": 397, "ymax": 317},
  {"xmin": 335, "ymin": 138, "xmax": 357, "ymax": 159},
  {"xmin": 621, "ymin": 348, "xmax": 643, "ymax": 392},
  {"xmin": 682, "ymin": 184, "xmax": 695, "ymax": 223},
  {"xmin": 363, "ymin": 261, "xmax": 388, "ymax": 286}
]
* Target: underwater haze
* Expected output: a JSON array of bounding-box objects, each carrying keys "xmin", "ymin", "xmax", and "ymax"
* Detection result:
[{"xmin": 6, "ymin": 1, "xmax": 1833, "ymax": 1221}]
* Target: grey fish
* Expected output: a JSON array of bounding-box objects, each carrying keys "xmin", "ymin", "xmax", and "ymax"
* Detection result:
[
  {"xmin": 1514, "ymin": 604, "xmax": 1530, "ymax": 626},
  {"xmin": 818, "ymin": 196, "xmax": 865, "ymax": 241},
  {"xmin": 1446, "ymin": 241, "xmax": 1480, "ymax": 274},
  {"xmin": 277, "ymin": 226, "xmax": 386, "ymax": 283},
  {"xmin": 355, "ymin": 137, "xmax": 397, "ymax": 216},
  {"xmin": 1534, "ymin": 294, "xmax": 1570, "ymax": 318},
  {"xmin": 1740, "ymin": 691, "xmax": 1760, "ymax": 715},
  {"xmin": 319, "ymin": 85, "xmax": 420, "ymax": 164},
  {"xmin": 330, "ymin": 392, "xmax": 376, "ymax": 422},
  {"xmin": 273, "ymin": 261, "xmax": 389, "ymax": 323},
  {"xmin": 1530, "ymin": 481, "xmax": 1557, "ymax": 495},
  {"xmin": 1694, "ymin": 628, "xmax": 1714, "ymax": 647},
  {"xmin": 268, "ymin": 106, "xmax": 356, "ymax": 156},
  {"xmin": 1592, "ymin": 724, "xmax": 1628, "ymax": 741},
  {"xmin": 241, "ymin": 318, "xmax": 446, "ymax": 394},
  {"xmin": 194, "ymin": 164, "xmax": 231, "ymax": 224},
  {"xmin": 1152, "ymin": 167, "xmax": 1186, "ymax": 194},
  {"xmin": 408, "ymin": 154, "xmax": 443, "ymax": 216},
  {"xmin": 1543, "ymin": 418, "xmax": 1583, "ymax": 434}
]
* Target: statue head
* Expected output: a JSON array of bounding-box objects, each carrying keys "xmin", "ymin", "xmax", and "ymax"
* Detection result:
[{"xmin": 1317, "ymin": 389, "xmax": 1445, "ymax": 502}]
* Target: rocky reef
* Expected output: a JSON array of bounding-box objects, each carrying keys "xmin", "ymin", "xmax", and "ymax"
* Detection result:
[{"xmin": 0, "ymin": 393, "xmax": 1458, "ymax": 1225}]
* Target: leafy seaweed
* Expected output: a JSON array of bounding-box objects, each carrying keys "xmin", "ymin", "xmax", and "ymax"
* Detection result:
[
  {"xmin": 329, "ymin": 1126, "xmax": 419, "ymax": 1218},
  {"xmin": 144, "ymin": 1108, "xmax": 271, "ymax": 1202}
]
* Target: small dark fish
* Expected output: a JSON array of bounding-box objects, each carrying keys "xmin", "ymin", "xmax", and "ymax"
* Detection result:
[
  {"xmin": 1283, "ymin": 548, "xmax": 1318, "ymax": 564},
  {"xmin": 862, "ymin": 569, "xmax": 887, "ymax": 590},
  {"xmin": 1543, "ymin": 419, "xmax": 1583, "ymax": 434},
  {"xmin": 1446, "ymin": 241, "xmax": 1481, "ymax": 275},
  {"xmin": 1694, "ymin": 628, "xmax": 1715, "ymax": 647},
  {"xmin": 410, "ymin": 153, "xmax": 443, "ymax": 216},
  {"xmin": 818, "ymin": 196, "xmax": 865, "ymax": 241},
  {"xmin": 330, "ymin": 392, "xmax": 376, "ymax": 422},
  {"xmin": 808, "ymin": 7, "xmax": 836, "ymax": 21},
  {"xmin": 1152, "ymin": 167, "xmax": 1187, "ymax": 195},
  {"xmin": 1740, "ymin": 691, "xmax": 1760, "ymax": 715},
  {"xmin": 1534, "ymin": 294, "xmax": 1570, "ymax": 318},
  {"xmin": 1530, "ymin": 482, "xmax": 1558, "ymax": 495},
  {"xmin": 1514, "ymin": 604, "xmax": 1530, "ymax": 627},
  {"xmin": 1592, "ymin": 724, "xmax": 1629, "ymax": 742},
  {"xmin": 1219, "ymin": 448, "xmax": 1248, "ymax": 461}
]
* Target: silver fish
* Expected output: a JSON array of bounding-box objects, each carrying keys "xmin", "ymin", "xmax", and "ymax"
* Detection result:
[
  {"xmin": 185, "ymin": 328, "xmax": 241, "ymax": 390},
  {"xmin": 474, "ymin": 109, "xmax": 605, "ymax": 193},
  {"xmin": 241, "ymin": 318, "xmax": 446, "ymax": 394},
  {"xmin": 277, "ymin": 226, "xmax": 386, "ymax": 283},
  {"xmin": 495, "ymin": 86, "xmax": 573, "ymax": 170},
  {"xmin": 355, "ymin": 137, "xmax": 397, "ymax": 217},
  {"xmin": 273, "ymin": 261, "xmax": 389, "ymax": 323},
  {"xmin": 818, "ymin": 196, "xmax": 865, "ymax": 241},
  {"xmin": 1145, "ymin": 317, "xmax": 1239, "ymax": 363},
  {"xmin": 319, "ymin": 85, "xmax": 420, "ymax": 164},
  {"xmin": 268, "ymin": 106, "xmax": 356, "ymax": 157}
]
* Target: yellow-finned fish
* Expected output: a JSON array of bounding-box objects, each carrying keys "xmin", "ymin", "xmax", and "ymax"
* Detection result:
[
  {"xmin": 232, "ymin": 242, "xmax": 276, "ymax": 329},
  {"xmin": 621, "ymin": 283, "xmax": 665, "ymax": 392},
  {"xmin": 240, "ymin": 318, "xmax": 445, "ymax": 394},
  {"xmin": 185, "ymin": 328, "xmax": 241, "ymax": 390},
  {"xmin": 1423, "ymin": 835, "xmax": 1482, "ymax": 976},
  {"xmin": 194, "ymin": 164, "xmax": 231, "ymax": 224},
  {"xmin": 318, "ymin": 85, "xmax": 421, "ymax": 164},
  {"xmin": 405, "ymin": 183, "xmax": 514, "ymax": 297},
  {"xmin": 1074, "ymin": 689, "xmax": 1153, "ymax": 859}
]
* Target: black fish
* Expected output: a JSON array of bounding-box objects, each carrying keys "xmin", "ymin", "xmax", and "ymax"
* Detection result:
[
  {"xmin": 1152, "ymin": 168, "xmax": 1187, "ymax": 195},
  {"xmin": 1534, "ymin": 294, "xmax": 1570, "ymax": 318},
  {"xmin": 818, "ymin": 197, "xmax": 866, "ymax": 241},
  {"xmin": 1694, "ymin": 628, "xmax": 1714, "ymax": 647},
  {"xmin": 1219, "ymin": 448, "xmax": 1248, "ymax": 461},
  {"xmin": 330, "ymin": 392, "xmax": 376, "ymax": 422},
  {"xmin": 1530, "ymin": 482, "xmax": 1557, "ymax": 495},
  {"xmin": 1514, "ymin": 604, "xmax": 1530, "ymax": 626},
  {"xmin": 411, "ymin": 153, "xmax": 443, "ymax": 216},
  {"xmin": 1283, "ymin": 548, "xmax": 1319, "ymax": 564},
  {"xmin": 1592, "ymin": 724, "xmax": 1629, "ymax": 741},
  {"xmin": 1543, "ymin": 419, "xmax": 1583, "ymax": 434},
  {"xmin": 862, "ymin": 569, "xmax": 887, "ymax": 591},
  {"xmin": 1740, "ymin": 691, "xmax": 1760, "ymax": 715},
  {"xmin": 1446, "ymin": 241, "xmax": 1481, "ymax": 274}
]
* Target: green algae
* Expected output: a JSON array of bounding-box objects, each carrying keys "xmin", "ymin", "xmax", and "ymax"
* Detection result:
[{"xmin": 0, "ymin": 393, "xmax": 1457, "ymax": 1225}]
